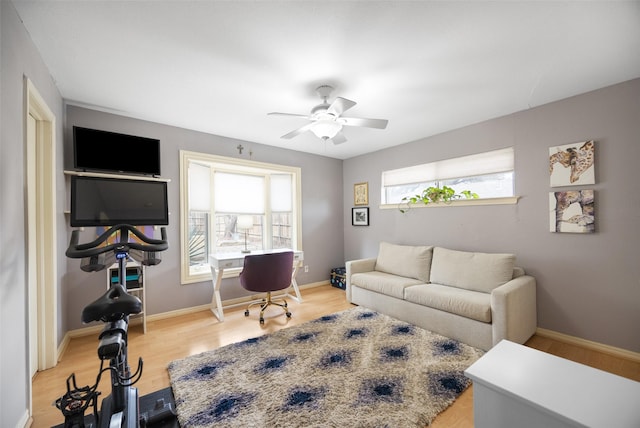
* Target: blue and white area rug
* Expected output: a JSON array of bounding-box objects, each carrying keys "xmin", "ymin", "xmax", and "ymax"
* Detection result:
[{"xmin": 167, "ymin": 307, "xmax": 484, "ymax": 427}]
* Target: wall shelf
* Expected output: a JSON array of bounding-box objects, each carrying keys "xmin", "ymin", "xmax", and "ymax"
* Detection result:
[{"xmin": 63, "ymin": 169, "xmax": 170, "ymax": 182}]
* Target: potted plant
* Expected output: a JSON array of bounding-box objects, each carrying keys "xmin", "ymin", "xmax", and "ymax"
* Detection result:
[{"xmin": 399, "ymin": 186, "xmax": 478, "ymax": 212}]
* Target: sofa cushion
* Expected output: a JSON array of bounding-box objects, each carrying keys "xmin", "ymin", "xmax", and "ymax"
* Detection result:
[
  {"xmin": 374, "ymin": 242, "xmax": 433, "ymax": 283},
  {"xmin": 430, "ymin": 247, "xmax": 515, "ymax": 293},
  {"xmin": 404, "ymin": 284, "xmax": 492, "ymax": 323},
  {"xmin": 513, "ymin": 267, "xmax": 525, "ymax": 278},
  {"xmin": 351, "ymin": 271, "xmax": 424, "ymax": 299}
]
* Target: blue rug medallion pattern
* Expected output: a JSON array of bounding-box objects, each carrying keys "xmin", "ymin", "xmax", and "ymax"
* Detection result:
[{"xmin": 168, "ymin": 307, "xmax": 483, "ymax": 427}]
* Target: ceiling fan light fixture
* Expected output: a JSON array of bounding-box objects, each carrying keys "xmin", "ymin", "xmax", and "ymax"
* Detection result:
[
  {"xmin": 269, "ymin": 85, "xmax": 388, "ymax": 143},
  {"xmin": 311, "ymin": 120, "xmax": 342, "ymax": 139}
]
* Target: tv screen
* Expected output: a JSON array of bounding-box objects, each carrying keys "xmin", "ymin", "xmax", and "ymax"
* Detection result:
[
  {"xmin": 73, "ymin": 126, "xmax": 161, "ymax": 176},
  {"xmin": 70, "ymin": 175, "xmax": 169, "ymax": 227}
]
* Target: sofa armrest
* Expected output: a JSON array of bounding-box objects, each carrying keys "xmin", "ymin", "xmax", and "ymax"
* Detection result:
[
  {"xmin": 491, "ymin": 275, "xmax": 537, "ymax": 346},
  {"xmin": 345, "ymin": 258, "xmax": 377, "ymax": 302}
]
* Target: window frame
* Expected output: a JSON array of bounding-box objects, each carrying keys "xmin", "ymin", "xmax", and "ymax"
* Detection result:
[
  {"xmin": 380, "ymin": 147, "xmax": 519, "ymax": 209},
  {"xmin": 179, "ymin": 150, "xmax": 302, "ymax": 284}
]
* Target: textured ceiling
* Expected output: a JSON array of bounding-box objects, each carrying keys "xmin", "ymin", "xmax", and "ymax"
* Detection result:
[{"xmin": 12, "ymin": 1, "xmax": 640, "ymax": 159}]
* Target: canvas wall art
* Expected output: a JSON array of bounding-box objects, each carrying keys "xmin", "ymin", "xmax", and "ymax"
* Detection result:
[
  {"xmin": 549, "ymin": 140, "xmax": 595, "ymax": 187},
  {"xmin": 549, "ymin": 189, "xmax": 594, "ymax": 233}
]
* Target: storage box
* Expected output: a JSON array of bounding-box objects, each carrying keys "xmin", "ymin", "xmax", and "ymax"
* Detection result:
[{"xmin": 330, "ymin": 267, "xmax": 346, "ymax": 290}]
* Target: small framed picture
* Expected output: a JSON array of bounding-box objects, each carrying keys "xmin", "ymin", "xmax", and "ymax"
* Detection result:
[
  {"xmin": 354, "ymin": 182, "xmax": 369, "ymax": 206},
  {"xmin": 352, "ymin": 207, "xmax": 369, "ymax": 226}
]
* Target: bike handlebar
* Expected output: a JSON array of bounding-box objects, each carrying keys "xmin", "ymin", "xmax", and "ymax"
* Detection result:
[{"xmin": 66, "ymin": 224, "xmax": 168, "ymax": 259}]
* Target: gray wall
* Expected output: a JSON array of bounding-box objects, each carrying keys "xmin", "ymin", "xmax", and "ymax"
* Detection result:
[
  {"xmin": 1, "ymin": 1, "xmax": 66, "ymax": 424},
  {"xmin": 343, "ymin": 78, "xmax": 640, "ymax": 353},
  {"xmin": 64, "ymin": 105, "xmax": 345, "ymax": 329}
]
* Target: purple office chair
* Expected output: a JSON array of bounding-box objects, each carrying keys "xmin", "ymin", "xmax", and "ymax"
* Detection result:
[{"xmin": 239, "ymin": 251, "xmax": 294, "ymax": 324}]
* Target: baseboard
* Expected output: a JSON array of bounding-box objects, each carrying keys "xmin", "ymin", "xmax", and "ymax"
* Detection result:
[
  {"xmin": 56, "ymin": 333, "xmax": 71, "ymax": 362},
  {"xmin": 59, "ymin": 281, "xmax": 329, "ymax": 344},
  {"xmin": 536, "ymin": 327, "xmax": 640, "ymax": 363},
  {"xmin": 18, "ymin": 410, "xmax": 30, "ymax": 428},
  {"xmin": 146, "ymin": 280, "xmax": 328, "ymax": 322}
]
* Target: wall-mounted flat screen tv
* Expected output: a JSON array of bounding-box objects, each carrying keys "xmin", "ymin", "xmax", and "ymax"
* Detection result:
[
  {"xmin": 70, "ymin": 175, "xmax": 169, "ymax": 227},
  {"xmin": 73, "ymin": 126, "xmax": 161, "ymax": 176}
]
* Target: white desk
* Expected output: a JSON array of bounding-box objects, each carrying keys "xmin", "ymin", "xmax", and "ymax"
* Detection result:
[
  {"xmin": 465, "ymin": 340, "xmax": 640, "ymax": 428},
  {"xmin": 208, "ymin": 249, "xmax": 304, "ymax": 322}
]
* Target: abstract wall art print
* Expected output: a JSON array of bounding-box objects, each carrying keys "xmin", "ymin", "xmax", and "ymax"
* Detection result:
[
  {"xmin": 549, "ymin": 140, "xmax": 595, "ymax": 187},
  {"xmin": 549, "ymin": 189, "xmax": 595, "ymax": 233}
]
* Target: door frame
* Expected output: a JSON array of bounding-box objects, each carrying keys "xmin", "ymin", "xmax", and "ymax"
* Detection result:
[{"xmin": 25, "ymin": 78, "xmax": 58, "ymax": 373}]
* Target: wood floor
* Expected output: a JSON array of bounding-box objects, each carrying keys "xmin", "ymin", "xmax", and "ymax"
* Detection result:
[{"xmin": 31, "ymin": 285, "xmax": 639, "ymax": 428}]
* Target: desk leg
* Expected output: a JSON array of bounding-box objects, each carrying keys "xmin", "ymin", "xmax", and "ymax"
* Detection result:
[
  {"xmin": 210, "ymin": 266, "xmax": 225, "ymax": 322},
  {"xmin": 288, "ymin": 262, "xmax": 303, "ymax": 303}
]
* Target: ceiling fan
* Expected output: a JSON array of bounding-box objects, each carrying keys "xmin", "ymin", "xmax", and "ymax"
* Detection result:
[{"xmin": 268, "ymin": 85, "xmax": 389, "ymax": 144}]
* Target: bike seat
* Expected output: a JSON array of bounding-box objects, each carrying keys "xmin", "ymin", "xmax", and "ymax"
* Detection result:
[{"xmin": 82, "ymin": 284, "xmax": 142, "ymax": 323}]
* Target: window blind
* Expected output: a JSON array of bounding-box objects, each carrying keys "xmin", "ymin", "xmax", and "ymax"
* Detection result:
[
  {"xmin": 271, "ymin": 174, "xmax": 292, "ymax": 212},
  {"xmin": 382, "ymin": 147, "xmax": 514, "ymax": 187},
  {"xmin": 214, "ymin": 172, "xmax": 264, "ymax": 214},
  {"xmin": 188, "ymin": 162, "xmax": 211, "ymax": 211}
]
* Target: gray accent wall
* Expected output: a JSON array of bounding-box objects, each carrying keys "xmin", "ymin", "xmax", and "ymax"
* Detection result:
[
  {"xmin": 343, "ymin": 78, "xmax": 640, "ymax": 353},
  {"xmin": 64, "ymin": 105, "xmax": 345, "ymax": 329},
  {"xmin": 1, "ymin": 1, "xmax": 65, "ymax": 425}
]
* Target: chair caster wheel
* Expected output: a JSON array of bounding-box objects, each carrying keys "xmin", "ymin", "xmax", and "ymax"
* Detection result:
[
  {"xmin": 244, "ymin": 310, "xmax": 249, "ymax": 317},
  {"xmin": 259, "ymin": 318, "xmax": 264, "ymax": 324},
  {"xmin": 286, "ymin": 312, "xmax": 292, "ymax": 318}
]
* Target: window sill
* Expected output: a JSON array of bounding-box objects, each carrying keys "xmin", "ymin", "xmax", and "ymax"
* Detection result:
[{"xmin": 380, "ymin": 196, "xmax": 520, "ymax": 210}]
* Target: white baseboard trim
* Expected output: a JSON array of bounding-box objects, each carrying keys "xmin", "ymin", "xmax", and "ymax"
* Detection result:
[
  {"xmin": 146, "ymin": 280, "xmax": 329, "ymax": 322},
  {"xmin": 58, "ymin": 281, "xmax": 329, "ymax": 344},
  {"xmin": 17, "ymin": 410, "xmax": 30, "ymax": 428},
  {"xmin": 536, "ymin": 327, "xmax": 640, "ymax": 363},
  {"xmin": 56, "ymin": 333, "xmax": 71, "ymax": 363},
  {"xmin": 66, "ymin": 323, "xmax": 104, "ymax": 339}
]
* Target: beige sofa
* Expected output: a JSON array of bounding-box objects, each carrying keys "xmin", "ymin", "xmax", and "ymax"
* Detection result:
[{"xmin": 346, "ymin": 242, "xmax": 537, "ymax": 351}]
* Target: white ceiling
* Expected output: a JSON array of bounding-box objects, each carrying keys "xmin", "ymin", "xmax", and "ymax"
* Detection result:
[{"xmin": 12, "ymin": 1, "xmax": 640, "ymax": 160}]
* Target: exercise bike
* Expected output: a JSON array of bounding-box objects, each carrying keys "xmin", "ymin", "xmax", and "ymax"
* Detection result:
[{"xmin": 56, "ymin": 224, "xmax": 174, "ymax": 428}]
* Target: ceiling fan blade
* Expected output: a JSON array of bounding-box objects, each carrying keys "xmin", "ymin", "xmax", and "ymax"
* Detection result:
[
  {"xmin": 331, "ymin": 132, "xmax": 347, "ymax": 145},
  {"xmin": 281, "ymin": 122, "xmax": 315, "ymax": 139},
  {"xmin": 268, "ymin": 112, "xmax": 309, "ymax": 119},
  {"xmin": 339, "ymin": 117, "xmax": 388, "ymax": 129},
  {"xmin": 327, "ymin": 97, "xmax": 356, "ymax": 117}
]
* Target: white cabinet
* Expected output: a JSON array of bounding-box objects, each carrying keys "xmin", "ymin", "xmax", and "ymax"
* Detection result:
[
  {"xmin": 106, "ymin": 261, "xmax": 146, "ymax": 333},
  {"xmin": 465, "ymin": 340, "xmax": 640, "ymax": 428}
]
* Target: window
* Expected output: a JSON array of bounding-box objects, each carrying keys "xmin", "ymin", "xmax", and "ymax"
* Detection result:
[
  {"xmin": 381, "ymin": 147, "xmax": 515, "ymax": 205},
  {"xmin": 180, "ymin": 151, "xmax": 301, "ymax": 283}
]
